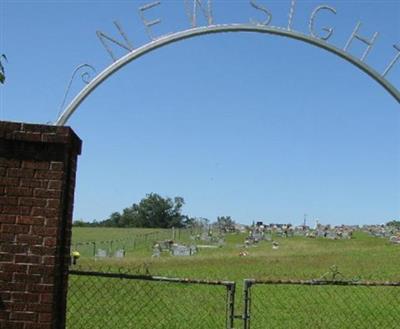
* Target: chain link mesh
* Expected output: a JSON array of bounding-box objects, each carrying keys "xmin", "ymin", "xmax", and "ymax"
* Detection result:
[
  {"xmin": 247, "ymin": 281, "xmax": 400, "ymax": 329},
  {"xmin": 66, "ymin": 270, "xmax": 232, "ymax": 329}
]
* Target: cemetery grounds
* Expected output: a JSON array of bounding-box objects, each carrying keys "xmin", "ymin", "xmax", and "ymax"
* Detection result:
[{"xmin": 67, "ymin": 228, "xmax": 400, "ymax": 328}]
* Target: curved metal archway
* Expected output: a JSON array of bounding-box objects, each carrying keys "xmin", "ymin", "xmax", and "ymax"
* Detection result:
[{"xmin": 55, "ymin": 24, "xmax": 400, "ymax": 126}]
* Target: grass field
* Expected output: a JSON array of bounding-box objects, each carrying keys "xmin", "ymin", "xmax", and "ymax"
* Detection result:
[
  {"xmin": 71, "ymin": 228, "xmax": 400, "ymax": 281},
  {"xmin": 67, "ymin": 228, "xmax": 400, "ymax": 328}
]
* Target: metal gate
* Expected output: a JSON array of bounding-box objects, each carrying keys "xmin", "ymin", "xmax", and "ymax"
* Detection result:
[
  {"xmin": 67, "ymin": 270, "xmax": 235, "ymax": 329},
  {"xmin": 241, "ymin": 278, "xmax": 400, "ymax": 329},
  {"xmin": 67, "ymin": 270, "xmax": 400, "ymax": 329}
]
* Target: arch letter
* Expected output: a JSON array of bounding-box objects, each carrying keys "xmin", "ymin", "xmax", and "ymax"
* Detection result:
[
  {"xmin": 383, "ymin": 44, "xmax": 400, "ymax": 77},
  {"xmin": 250, "ymin": 0, "xmax": 272, "ymax": 26},
  {"xmin": 96, "ymin": 21, "xmax": 134, "ymax": 62},
  {"xmin": 287, "ymin": 0, "xmax": 297, "ymax": 31},
  {"xmin": 344, "ymin": 22, "xmax": 379, "ymax": 62},
  {"xmin": 184, "ymin": 0, "xmax": 213, "ymax": 28},
  {"xmin": 309, "ymin": 5, "xmax": 336, "ymax": 41},
  {"xmin": 139, "ymin": 1, "xmax": 162, "ymax": 41}
]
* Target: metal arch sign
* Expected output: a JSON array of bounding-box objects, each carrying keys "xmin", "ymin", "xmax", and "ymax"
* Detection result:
[{"xmin": 55, "ymin": 0, "xmax": 400, "ymax": 126}]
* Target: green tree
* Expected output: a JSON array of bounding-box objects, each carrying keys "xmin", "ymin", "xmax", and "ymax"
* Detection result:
[
  {"xmin": 216, "ymin": 216, "xmax": 236, "ymax": 233},
  {"xmin": 102, "ymin": 193, "xmax": 186, "ymax": 228},
  {"xmin": 0, "ymin": 54, "xmax": 7, "ymax": 84},
  {"xmin": 134, "ymin": 194, "xmax": 185, "ymax": 228},
  {"xmin": 387, "ymin": 220, "xmax": 400, "ymax": 229}
]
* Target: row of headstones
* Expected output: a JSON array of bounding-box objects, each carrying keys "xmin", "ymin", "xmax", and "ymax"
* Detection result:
[
  {"xmin": 152, "ymin": 244, "xmax": 198, "ymax": 257},
  {"xmin": 364, "ymin": 226, "xmax": 400, "ymax": 244},
  {"xmin": 95, "ymin": 248, "xmax": 126, "ymax": 259}
]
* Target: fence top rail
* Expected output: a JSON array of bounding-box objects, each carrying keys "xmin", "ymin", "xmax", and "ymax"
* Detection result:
[
  {"xmin": 73, "ymin": 230, "xmax": 162, "ymax": 246},
  {"xmin": 245, "ymin": 278, "xmax": 400, "ymax": 287},
  {"xmin": 69, "ymin": 269, "xmax": 235, "ymax": 287}
]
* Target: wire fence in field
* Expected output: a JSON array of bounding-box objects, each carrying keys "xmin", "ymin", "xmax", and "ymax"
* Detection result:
[
  {"xmin": 245, "ymin": 279, "xmax": 400, "ymax": 329},
  {"xmin": 67, "ymin": 265, "xmax": 400, "ymax": 329},
  {"xmin": 71, "ymin": 228, "xmax": 192, "ymax": 259},
  {"xmin": 67, "ymin": 269, "xmax": 235, "ymax": 329}
]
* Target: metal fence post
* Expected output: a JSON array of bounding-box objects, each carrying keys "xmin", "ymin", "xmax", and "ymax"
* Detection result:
[
  {"xmin": 243, "ymin": 279, "xmax": 254, "ymax": 329},
  {"xmin": 227, "ymin": 283, "xmax": 236, "ymax": 329},
  {"xmin": 92, "ymin": 241, "xmax": 96, "ymax": 257}
]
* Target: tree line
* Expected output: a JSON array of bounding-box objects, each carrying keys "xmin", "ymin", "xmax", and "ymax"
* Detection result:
[{"xmin": 73, "ymin": 193, "xmax": 236, "ymax": 232}]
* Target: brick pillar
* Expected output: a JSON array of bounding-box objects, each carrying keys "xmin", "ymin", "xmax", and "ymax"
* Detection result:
[{"xmin": 0, "ymin": 121, "xmax": 82, "ymax": 329}]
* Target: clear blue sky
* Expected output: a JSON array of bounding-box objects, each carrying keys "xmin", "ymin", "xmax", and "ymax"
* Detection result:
[{"xmin": 1, "ymin": 0, "xmax": 399, "ymax": 226}]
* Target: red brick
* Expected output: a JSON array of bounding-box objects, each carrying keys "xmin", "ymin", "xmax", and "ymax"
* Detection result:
[
  {"xmin": 16, "ymin": 235, "xmax": 42, "ymax": 245},
  {"xmin": 2, "ymin": 321, "xmax": 24, "ymax": 329},
  {"xmin": 47, "ymin": 180, "xmax": 62, "ymax": 190},
  {"xmin": 21, "ymin": 161, "xmax": 49, "ymax": 170},
  {"xmin": 27, "ymin": 266, "xmax": 47, "ymax": 275},
  {"xmin": 18, "ymin": 198, "xmax": 46, "ymax": 207},
  {"xmin": 10, "ymin": 131, "xmax": 41, "ymax": 142},
  {"xmin": 1, "ymin": 122, "xmax": 81, "ymax": 329},
  {"xmin": 34, "ymin": 170, "xmax": 63, "ymax": 180},
  {"xmin": 0, "ymin": 177, "xmax": 19, "ymax": 186},
  {"xmin": 39, "ymin": 294, "xmax": 52, "ymax": 304},
  {"xmin": 44, "ymin": 218, "xmax": 58, "ymax": 227},
  {"xmin": 6, "ymin": 187, "xmax": 32, "ymax": 197},
  {"xmin": 38, "ymin": 312, "xmax": 52, "ymax": 323},
  {"xmin": 0, "ymin": 215, "xmax": 17, "ymax": 224},
  {"xmin": 0, "ymin": 158, "xmax": 20, "ymax": 168},
  {"xmin": 4, "ymin": 302, "xmax": 25, "ymax": 311},
  {"xmin": 0, "ymin": 264, "xmax": 27, "ymax": 274},
  {"xmin": 1, "ymin": 225, "xmax": 30, "ymax": 235},
  {"xmin": 7, "ymin": 169, "xmax": 34, "ymax": 179},
  {"xmin": 1, "ymin": 206, "xmax": 30, "ymax": 216},
  {"xmin": 0, "ymin": 233, "xmax": 15, "ymax": 243},
  {"xmin": 11, "ymin": 293, "xmax": 39, "ymax": 303},
  {"xmin": 0, "ymin": 282, "xmax": 25, "ymax": 292},
  {"xmin": 14, "ymin": 255, "xmax": 41, "ymax": 264},
  {"xmin": 28, "ymin": 246, "xmax": 55, "ymax": 257},
  {"xmin": 50, "ymin": 162, "xmax": 63, "ymax": 170},
  {"xmin": 40, "ymin": 133, "xmax": 61, "ymax": 143},
  {"xmin": 42, "ymin": 257, "xmax": 55, "ymax": 266},
  {"xmin": 31, "ymin": 227, "xmax": 57, "ymax": 237},
  {"xmin": 0, "ymin": 197, "xmax": 18, "ymax": 205},
  {"xmin": 0, "ymin": 253, "xmax": 14, "ymax": 262},
  {"xmin": 30, "ymin": 207, "xmax": 57, "ymax": 217},
  {"xmin": 9, "ymin": 311, "xmax": 36, "ymax": 322},
  {"xmin": 43, "ymin": 237, "xmax": 57, "ymax": 248},
  {"xmin": 0, "ymin": 291, "xmax": 11, "ymax": 299},
  {"xmin": 0, "ymin": 272, "xmax": 13, "ymax": 281},
  {"xmin": 32, "ymin": 217, "xmax": 45, "ymax": 226},
  {"xmin": 19, "ymin": 179, "xmax": 46, "ymax": 189},
  {"xmin": 0, "ymin": 244, "xmax": 28, "ymax": 254},
  {"xmin": 13, "ymin": 273, "xmax": 41, "ymax": 284},
  {"xmin": 26, "ymin": 303, "xmax": 52, "ymax": 313},
  {"xmin": 15, "ymin": 216, "xmax": 33, "ymax": 225},
  {"xmin": 24, "ymin": 323, "xmax": 52, "ymax": 329},
  {"xmin": 32, "ymin": 189, "xmax": 60, "ymax": 199},
  {"xmin": 41, "ymin": 274, "xmax": 54, "ymax": 284},
  {"xmin": 27, "ymin": 284, "xmax": 53, "ymax": 293}
]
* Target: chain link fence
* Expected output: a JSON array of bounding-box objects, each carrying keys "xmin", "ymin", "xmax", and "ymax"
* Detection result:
[
  {"xmin": 71, "ymin": 228, "xmax": 194, "ymax": 259},
  {"xmin": 67, "ymin": 269, "xmax": 235, "ymax": 329},
  {"xmin": 244, "ymin": 279, "xmax": 400, "ymax": 329},
  {"xmin": 67, "ymin": 267, "xmax": 400, "ymax": 329}
]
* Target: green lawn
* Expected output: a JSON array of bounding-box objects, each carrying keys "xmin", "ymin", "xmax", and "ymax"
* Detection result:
[
  {"xmin": 71, "ymin": 228, "xmax": 400, "ymax": 281},
  {"xmin": 68, "ymin": 228, "xmax": 400, "ymax": 328}
]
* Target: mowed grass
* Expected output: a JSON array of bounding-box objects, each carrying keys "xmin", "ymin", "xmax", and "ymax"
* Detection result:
[
  {"xmin": 68, "ymin": 228, "xmax": 400, "ymax": 328},
  {"xmin": 71, "ymin": 228, "xmax": 400, "ymax": 281}
]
